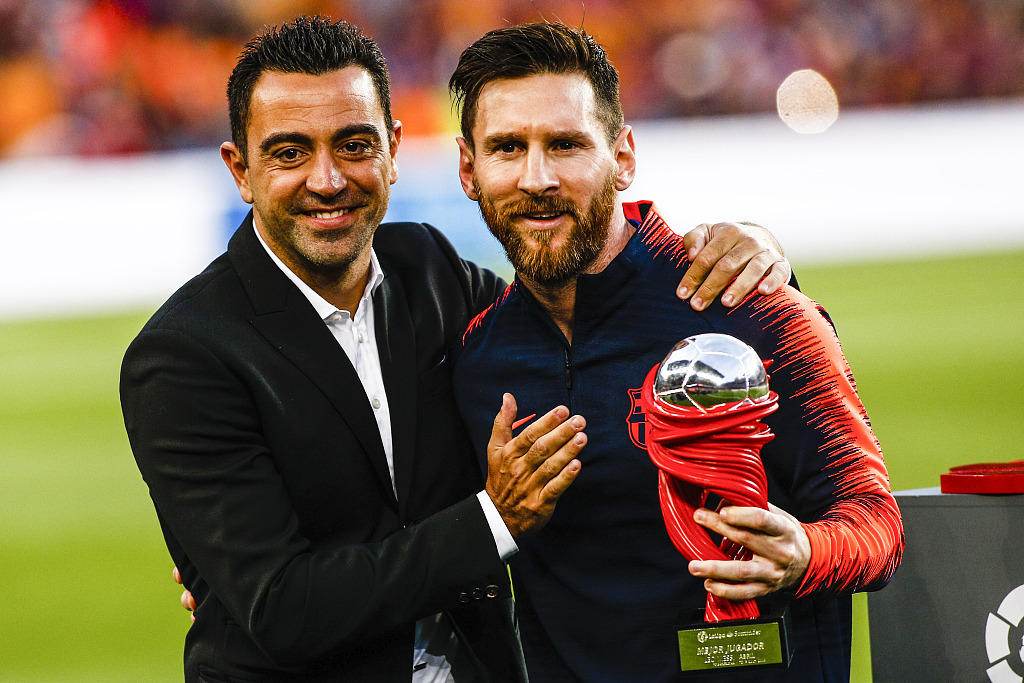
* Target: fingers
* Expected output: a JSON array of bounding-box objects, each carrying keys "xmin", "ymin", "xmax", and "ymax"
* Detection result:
[
  {"xmin": 689, "ymin": 505, "xmax": 810, "ymax": 596},
  {"xmin": 688, "ymin": 509, "xmax": 786, "ymax": 601},
  {"xmin": 498, "ymin": 401, "xmax": 583, "ymax": 466},
  {"xmin": 692, "ymin": 507, "xmax": 765, "ymax": 562},
  {"xmin": 695, "ymin": 506, "xmax": 789, "ymax": 557},
  {"xmin": 174, "ymin": 566, "xmax": 197, "ymax": 622},
  {"xmin": 500, "ymin": 412, "xmax": 585, "ymax": 493},
  {"xmin": 495, "ymin": 397, "xmax": 585, "ymax": 473},
  {"xmin": 689, "ymin": 559, "xmax": 777, "ymax": 601},
  {"xmin": 485, "ymin": 398, "xmax": 586, "ymax": 539},
  {"xmin": 537, "ymin": 431, "xmax": 585, "ymax": 498},
  {"xmin": 684, "ymin": 232, "xmax": 744, "ymax": 310},
  {"xmin": 488, "ymin": 394, "xmax": 571, "ymax": 472},
  {"xmin": 485, "ymin": 394, "xmax": 583, "ymax": 493},
  {"xmin": 677, "ymin": 222, "xmax": 788, "ymax": 310},
  {"xmin": 718, "ymin": 505, "xmax": 789, "ymax": 538},
  {"xmin": 756, "ymin": 260, "xmax": 792, "ymax": 295},
  {"xmin": 719, "ymin": 250, "xmax": 787, "ymax": 306},
  {"xmin": 680, "ymin": 223, "xmax": 712, "ymax": 264},
  {"xmin": 182, "ymin": 590, "xmax": 196, "ymax": 623},
  {"xmin": 676, "ymin": 224, "xmax": 714, "ymax": 300}
]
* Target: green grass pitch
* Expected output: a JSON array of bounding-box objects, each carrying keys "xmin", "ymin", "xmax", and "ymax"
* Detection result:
[{"xmin": 1, "ymin": 248, "xmax": 1021, "ymax": 681}]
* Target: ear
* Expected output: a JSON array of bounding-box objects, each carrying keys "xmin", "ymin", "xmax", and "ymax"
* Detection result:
[
  {"xmin": 388, "ymin": 120, "xmax": 403, "ymax": 185},
  {"xmin": 220, "ymin": 142, "xmax": 253, "ymax": 204},
  {"xmin": 612, "ymin": 125, "xmax": 636, "ymax": 192},
  {"xmin": 457, "ymin": 136, "xmax": 478, "ymax": 200}
]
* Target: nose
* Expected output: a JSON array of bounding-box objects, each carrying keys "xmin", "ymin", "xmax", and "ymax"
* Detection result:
[
  {"xmin": 306, "ymin": 148, "xmax": 345, "ymax": 198},
  {"xmin": 517, "ymin": 147, "xmax": 559, "ymax": 196}
]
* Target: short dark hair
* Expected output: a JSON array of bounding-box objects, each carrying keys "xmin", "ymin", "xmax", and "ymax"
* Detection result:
[
  {"xmin": 449, "ymin": 22, "xmax": 624, "ymax": 147},
  {"xmin": 227, "ymin": 15, "xmax": 392, "ymax": 161}
]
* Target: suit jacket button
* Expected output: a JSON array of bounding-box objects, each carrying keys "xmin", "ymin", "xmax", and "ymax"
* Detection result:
[
  {"xmin": 485, "ymin": 584, "xmax": 500, "ymax": 598},
  {"xmin": 471, "ymin": 588, "xmax": 484, "ymax": 600},
  {"xmin": 458, "ymin": 591, "xmax": 470, "ymax": 604}
]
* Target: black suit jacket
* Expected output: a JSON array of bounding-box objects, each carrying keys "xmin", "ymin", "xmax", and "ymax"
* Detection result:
[{"xmin": 121, "ymin": 215, "xmax": 525, "ymax": 682}]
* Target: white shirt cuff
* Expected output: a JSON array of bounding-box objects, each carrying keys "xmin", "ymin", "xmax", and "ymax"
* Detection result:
[{"xmin": 476, "ymin": 490, "xmax": 518, "ymax": 562}]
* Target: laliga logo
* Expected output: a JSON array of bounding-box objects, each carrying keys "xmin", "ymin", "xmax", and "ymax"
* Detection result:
[{"xmin": 987, "ymin": 585, "xmax": 1024, "ymax": 682}]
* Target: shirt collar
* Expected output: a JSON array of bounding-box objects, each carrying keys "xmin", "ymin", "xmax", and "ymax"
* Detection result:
[{"xmin": 253, "ymin": 222, "xmax": 385, "ymax": 321}]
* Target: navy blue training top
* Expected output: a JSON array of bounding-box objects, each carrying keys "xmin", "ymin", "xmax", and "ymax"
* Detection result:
[{"xmin": 452, "ymin": 201, "xmax": 902, "ymax": 683}]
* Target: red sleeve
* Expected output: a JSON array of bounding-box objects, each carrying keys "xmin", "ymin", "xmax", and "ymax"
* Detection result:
[{"xmin": 741, "ymin": 288, "xmax": 904, "ymax": 596}]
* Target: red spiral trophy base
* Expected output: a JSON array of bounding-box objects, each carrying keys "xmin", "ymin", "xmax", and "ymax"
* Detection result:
[{"xmin": 641, "ymin": 364, "xmax": 794, "ymax": 675}]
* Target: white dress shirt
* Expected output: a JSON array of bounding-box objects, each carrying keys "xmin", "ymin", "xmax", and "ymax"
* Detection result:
[{"xmin": 254, "ymin": 227, "xmax": 515, "ymax": 681}]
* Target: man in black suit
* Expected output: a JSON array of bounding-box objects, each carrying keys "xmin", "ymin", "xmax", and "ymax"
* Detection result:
[{"xmin": 123, "ymin": 16, "xmax": 790, "ymax": 682}]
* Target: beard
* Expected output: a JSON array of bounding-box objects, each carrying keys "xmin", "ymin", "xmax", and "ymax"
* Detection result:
[{"xmin": 475, "ymin": 173, "xmax": 618, "ymax": 287}]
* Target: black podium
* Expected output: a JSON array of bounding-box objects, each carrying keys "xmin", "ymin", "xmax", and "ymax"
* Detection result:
[{"xmin": 868, "ymin": 487, "xmax": 1024, "ymax": 682}]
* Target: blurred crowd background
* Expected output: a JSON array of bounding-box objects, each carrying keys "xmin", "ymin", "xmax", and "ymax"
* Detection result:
[{"xmin": 1, "ymin": 0, "xmax": 1022, "ymax": 158}]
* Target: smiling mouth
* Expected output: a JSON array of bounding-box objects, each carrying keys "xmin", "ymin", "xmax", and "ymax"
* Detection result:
[{"xmin": 307, "ymin": 208, "xmax": 355, "ymax": 219}]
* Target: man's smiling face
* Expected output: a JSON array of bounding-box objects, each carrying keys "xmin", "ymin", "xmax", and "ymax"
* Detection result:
[
  {"xmin": 458, "ymin": 71, "xmax": 630, "ymax": 287},
  {"xmin": 222, "ymin": 66, "xmax": 400, "ymax": 282}
]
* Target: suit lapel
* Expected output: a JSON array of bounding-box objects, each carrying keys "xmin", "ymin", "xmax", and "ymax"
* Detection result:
[
  {"xmin": 373, "ymin": 271, "xmax": 417, "ymax": 519},
  {"xmin": 228, "ymin": 215, "xmax": 397, "ymax": 505}
]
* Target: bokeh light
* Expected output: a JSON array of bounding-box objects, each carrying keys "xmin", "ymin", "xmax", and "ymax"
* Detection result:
[{"xmin": 776, "ymin": 69, "xmax": 840, "ymax": 134}]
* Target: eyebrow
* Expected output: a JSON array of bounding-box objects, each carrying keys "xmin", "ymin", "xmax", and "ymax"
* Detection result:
[
  {"xmin": 257, "ymin": 124, "xmax": 385, "ymax": 156},
  {"xmin": 547, "ymin": 129, "xmax": 594, "ymax": 144},
  {"xmin": 480, "ymin": 129, "xmax": 593, "ymax": 149},
  {"xmin": 480, "ymin": 132, "xmax": 520, "ymax": 149},
  {"xmin": 258, "ymin": 132, "xmax": 312, "ymax": 156},
  {"xmin": 332, "ymin": 123, "xmax": 384, "ymax": 145}
]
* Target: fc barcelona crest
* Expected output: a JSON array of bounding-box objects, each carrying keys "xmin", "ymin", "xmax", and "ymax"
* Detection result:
[{"xmin": 626, "ymin": 387, "xmax": 648, "ymax": 449}]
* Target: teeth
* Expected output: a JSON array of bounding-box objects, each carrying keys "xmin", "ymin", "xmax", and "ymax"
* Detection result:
[
  {"xmin": 310, "ymin": 209, "xmax": 351, "ymax": 219},
  {"xmin": 528, "ymin": 213, "xmax": 559, "ymax": 219}
]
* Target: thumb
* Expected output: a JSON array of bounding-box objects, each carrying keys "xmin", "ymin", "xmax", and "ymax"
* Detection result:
[{"xmin": 488, "ymin": 393, "xmax": 516, "ymax": 458}]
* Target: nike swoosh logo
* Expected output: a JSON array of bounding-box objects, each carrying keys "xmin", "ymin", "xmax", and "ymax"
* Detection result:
[{"xmin": 511, "ymin": 414, "xmax": 537, "ymax": 431}]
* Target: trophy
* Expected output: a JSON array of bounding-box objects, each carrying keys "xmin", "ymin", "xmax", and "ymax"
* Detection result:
[{"xmin": 640, "ymin": 333, "xmax": 793, "ymax": 674}]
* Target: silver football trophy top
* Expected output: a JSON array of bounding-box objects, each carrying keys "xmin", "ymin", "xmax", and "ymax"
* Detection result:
[{"xmin": 653, "ymin": 333, "xmax": 768, "ymax": 410}]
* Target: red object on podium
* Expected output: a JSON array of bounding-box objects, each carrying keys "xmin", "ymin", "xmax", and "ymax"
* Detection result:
[{"xmin": 939, "ymin": 460, "xmax": 1024, "ymax": 494}]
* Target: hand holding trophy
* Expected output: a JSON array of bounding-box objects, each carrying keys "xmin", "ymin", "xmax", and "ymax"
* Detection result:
[{"xmin": 641, "ymin": 333, "xmax": 793, "ymax": 674}]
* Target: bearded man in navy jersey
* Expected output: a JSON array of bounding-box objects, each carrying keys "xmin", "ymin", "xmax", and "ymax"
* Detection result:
[{"xmin": 449, "ymin": 22, "xmax": 903, "ymax": 683}]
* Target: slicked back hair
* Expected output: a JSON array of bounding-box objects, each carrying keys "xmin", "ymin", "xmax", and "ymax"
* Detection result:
[
  {"xmin": 227, "ymin": 15, "xmax": 392, "ymax": 162},
  {"xmin": 449, "ymin": 22, "xmax": 624, "ymax": 148}
]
